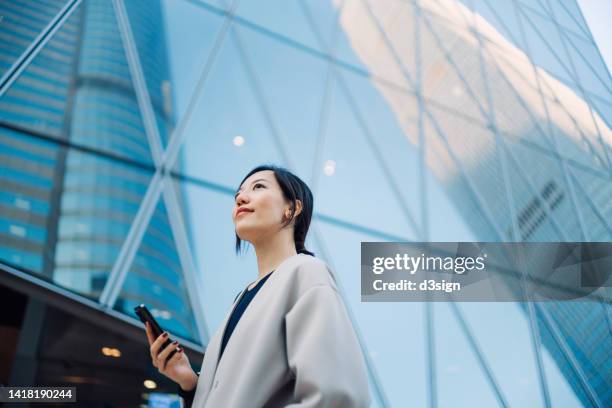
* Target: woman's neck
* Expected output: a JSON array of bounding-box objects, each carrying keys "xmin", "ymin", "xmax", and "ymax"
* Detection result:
[{"xmin": 253, "ymin": 231, "xmax": 297, "ymax": 280}]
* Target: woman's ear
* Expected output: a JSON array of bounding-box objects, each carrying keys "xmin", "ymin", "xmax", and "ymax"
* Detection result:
[
  {"xmin": 284, "ymin": 200, "xmax": 303, "ymax": 221},
  {"xmin": 294, "ymin": 200, "xmax": 303, "ymax": 218}
]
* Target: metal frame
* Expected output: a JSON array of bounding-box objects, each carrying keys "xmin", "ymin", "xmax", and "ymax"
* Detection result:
[
  {"xmin": 418, "ymin": 2, "xmax": 575, "ymax": 242},
  {"xmin": 161, "ymin": 0, "xmax": 242, "ymax": 171},
  {"xmin": 517, "ymin": 1, "xmax": 612, "ymax": 172},
  {"xmin": 99, "ymin": 171, "xmax": 163, "ymax": 305},
  {"xmin": 449, "ymin": 301, "xmax": 511, "ymax": 408},
  {"xmin": 112, "ymin": 0, "xmax": 164, "ymax": 167},
  {"xmin": 535, "ymin": 301, "xmax": 604, "ymax": 408},
  {"xmin": 0, "ymin": 0, "xmax": 83, "ymax": 97},
  {"xmin": 542, "ymin": 0, "xmax": 612, "ymax": 162}
]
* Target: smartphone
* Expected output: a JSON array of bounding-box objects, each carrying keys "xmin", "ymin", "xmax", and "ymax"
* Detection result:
[{"xmin": 134, "ymin": 304, "xmax": 177, "ymax": 360}]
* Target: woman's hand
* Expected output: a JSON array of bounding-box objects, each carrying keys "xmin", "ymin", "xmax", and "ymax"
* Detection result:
[{"xmin": 145, "ymin": 322, "xmax": 198, "ymax": 391}]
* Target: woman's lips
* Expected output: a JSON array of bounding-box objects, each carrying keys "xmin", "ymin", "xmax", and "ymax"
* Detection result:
[{"xmin": 236, "ymin": 209, "xmax": 254, "ymax": 217}]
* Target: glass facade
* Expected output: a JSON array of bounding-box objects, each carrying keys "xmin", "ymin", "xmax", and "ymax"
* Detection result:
[
  {"xmin": 0, "ymin": 0, "xmax": 610, "ymax": 406},
  {"xmin": 0, "ymin": 0, "xmax": 198, "ymax": 343}
]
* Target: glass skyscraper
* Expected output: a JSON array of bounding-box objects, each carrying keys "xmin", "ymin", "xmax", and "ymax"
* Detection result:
[
  {"xmin": 0, "ymin": 0, "xmax": 199, "ymax": 342},
  {"xmin": 0, "ymin": 0, "xmax": 609, "ymax": 406},
  {"xmin": 337, "ymin": 1, "xmax": 610, "ymax": 405}
]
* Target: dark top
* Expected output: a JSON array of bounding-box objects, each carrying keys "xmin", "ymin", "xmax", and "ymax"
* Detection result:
[{"xmin": 177, "ymin": 271, "xmax": 274, "ymax": 407}]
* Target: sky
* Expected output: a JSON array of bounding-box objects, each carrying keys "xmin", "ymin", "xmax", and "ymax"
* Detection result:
[{"xmin": 578, "ymin": 0, "xmax": 612, "ymax": 73}]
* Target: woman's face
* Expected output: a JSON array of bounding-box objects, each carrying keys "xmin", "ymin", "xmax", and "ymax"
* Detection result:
[{"xmin": 233, "ymin": 170, "xmax": 297, "ymax": 243}]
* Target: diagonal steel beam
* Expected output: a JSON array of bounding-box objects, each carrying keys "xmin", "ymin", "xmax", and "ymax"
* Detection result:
[
  {"xmin": 0, "ymin": 0, "xmax": 83, "ymax": 97},
  {"xmin": 448, "ymin": 302, "xmax": 511, "ymax": 408},
  {"xmin": 161, "ymin": 174, "xmax": 210, "ymax": 344},
  {"xmin": 112, "ymin": 0, "xmax": 164, "ymax": 167},
  {"xmin": 161, "ymin": 0, "xmax": 240, "ymax": 170},
  {"xmin": 100, "ymin": 171, "xmax": 164, "ymax": 305},
  {"xmin": 535, "ymin": 301, "xmax": 604, "ymax": 408}
]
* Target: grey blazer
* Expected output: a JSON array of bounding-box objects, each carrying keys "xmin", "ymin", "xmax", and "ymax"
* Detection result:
[{"xmin": 190, "ymin": 253, "xmax": 371, "ymax": 407}]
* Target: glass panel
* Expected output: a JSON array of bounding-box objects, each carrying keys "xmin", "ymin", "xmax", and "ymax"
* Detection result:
[
  {"xmin": 459, "ymin": 302, "xmax": 548, "ymax": 407},
  {"xmin": 587, "ymin": 92, "xmax": 612, "ymax": 129},
  {"xmin": 504, "ymin": 144, "xmax": 568, "ymax": 241},
  {"xmin": 455, "ymin": 0, "xmax": 525, "ymax": 50},
  {"xmin": 326, "ymin": 0, "xmax": 388, "ymax": 74},
  {"xmin": 114, "ymin": 196, "xmax": 201, "ymax": 344},
  {"xmin": 504, "ymin": 131, "xmax": 584, "ymax": 240},
  {"xmin": 537, "ymin": 302, "xmax": 605, "ymax": 407},
  {"xmin": 426, "ymin": 104, "xmax": 514, "ymax": 239},
  {"xmin": 435, "ymin": 301, "xmax": 505, "ymax": 408},
  {"xmin": 483, "ymin": 53, "xmax": 609, "ymax": 175},
  {"xmin": 316, "ymin": 72, "xmax": 420, "ymax": 240},
  {"xmin": 234, "ymin": 24, "xmax": 329, "ymax": 180},
  {"xmin": 336, "ymin": 0, "xmax": 420, "ymax": 82},
  {"xmin": 172, "ymin": 2, "xmax": 479, "ymax": 242},
  {"xmin": 118, "ymin": 0, "xmax": 173, "ymax": 148},
  {"xmin": 172, "ymin": 31, "xmax": 284, "ymax": 186},
  {"xmin": 316, "ymin": 220, "xmax": 428, "ymax": 407},
  {"xmin": 0, "ymin": 3, "xmax": 82, "ymax": 140},
  {"xmin": 545, "ymin": 0, "xmax": 591, "ymax": 38},
  {"xmin": 562, "ymin": 30, "xmax": 612, "ymax": 103},
  {"xmin": 518, "ymin": 6, "xmax": 575, "ymax": 86},
  {"xmin": 562, "ymin": 165, "xmax": 612, "ymax": 241},
  {"xmin": 0, "ymin": 1, "xmax": 156, "ymax": 166},
  {"xmin": 419, "ymin": 9, "xmax": 488, "ymax": 123},
  {"xmin": 53, "ymin": 153, "xmax": 151, "ymax": 299},
  {"xmin": 0, "ymin": 0, "xmax": 68, "ymax": 80},
  {"xmin": 557, "ymin": 0, "xmax": 592, "ymax": 36},
  {"xmin": 518, "ymin": 0, "xmax": 550, "ymax": 16},
  {"xmin": 337, "ymin": 67, "xmax": 475, "ymax": 241},
  {"xmin": 233, "ymin": 0, "xmax": 338, "ymax": 56},
  {"xmin": 0, "ymin": 128, "xmax": 153, "ymax": 299},
  {"xmin": 208, "ymin": 0, "xmax": 370, "ymax": 78},
  {"xmin": 124, "ymin": 0, "xmax": 226, "ymax": 147},
  {"xmin": 0, "ymin": 128, "xmax": 56, "ymax": 274}
]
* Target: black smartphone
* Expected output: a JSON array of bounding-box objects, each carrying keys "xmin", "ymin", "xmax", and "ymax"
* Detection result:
[{"xmin": 134, "ymin": 304, "xmax": 177, "ymax": 360}]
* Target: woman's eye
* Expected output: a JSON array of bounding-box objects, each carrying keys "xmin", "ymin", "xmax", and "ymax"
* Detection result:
[{"xmin": 254, "ymin": 183, "xmax": 264, "ymax": 189}]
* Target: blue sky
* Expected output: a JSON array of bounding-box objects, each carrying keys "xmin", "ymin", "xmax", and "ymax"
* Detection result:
[{"xmin": 578, "ymin": 0, "xmax": 612, "ymax": 73}]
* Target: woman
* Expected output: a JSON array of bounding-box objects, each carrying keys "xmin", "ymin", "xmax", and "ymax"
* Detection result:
[{"xmin": 145, "ymin": 164, "xmax": 371, "ymax": 407}]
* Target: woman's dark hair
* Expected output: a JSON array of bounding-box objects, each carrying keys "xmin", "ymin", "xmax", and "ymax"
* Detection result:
[{"xmin": 235, "ymin": 164, "xmax": 315, "ymax": 257}]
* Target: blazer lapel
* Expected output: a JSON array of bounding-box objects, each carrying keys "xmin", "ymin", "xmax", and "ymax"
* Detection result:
[
  {"xmin": 198, "ymin": 288, "xmax": 246, "ymax": 393},
  {"xmin": 202, "ymin": 286, "xmax": 247, "ymax": 395},
  {"xmin": 215, "ymin": 288, "xmax": 247, "ymax": 366}
]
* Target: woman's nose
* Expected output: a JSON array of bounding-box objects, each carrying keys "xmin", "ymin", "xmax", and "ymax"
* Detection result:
[{"xmin": 235, "ymin": 192, "xmax": 248, "ymax": 206}]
